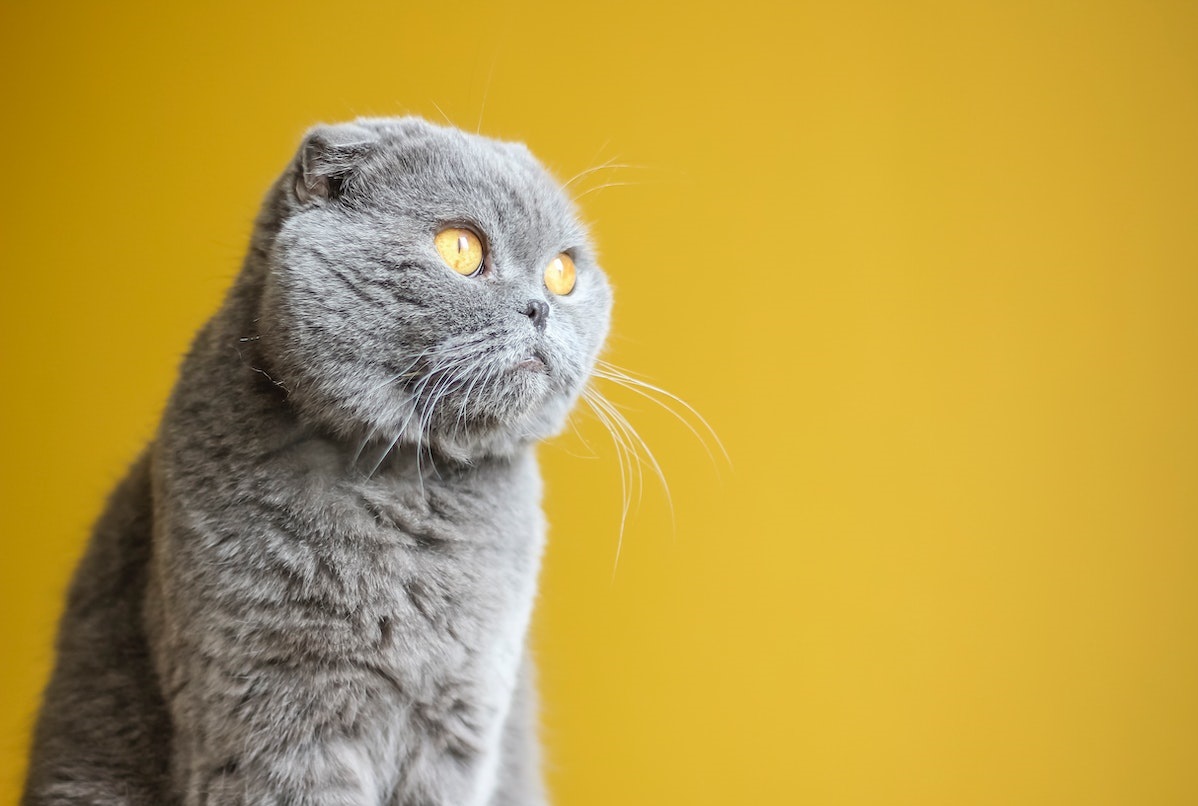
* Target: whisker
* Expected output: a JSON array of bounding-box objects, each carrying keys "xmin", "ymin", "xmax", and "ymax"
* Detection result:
[
  {"xmin": 476, "ymin": 52, "xmax": 497, "ymax": 134},
  {"xmin": 582, "ymin": 389, "xmax": 633, "ymax": 574},
  {"xmin": 429, "ymin": 100, "xmax": 457, "ymax": 128},
  {"xmin": 364, "ymin": 429, "xmax": 403, "ymax": 479},
  {"xmin": 561, "ymin": 408, "xmax": 600, "ymax": 460},
  {"xmin": 368, "ymin": 367, "xmax": 444, "ymax": 479},
  {"xmin": 592, "ymin": 388, "xmax": 673, "ymax": 522},
  {"xmin": 561, "ymin": 157, "xmax": 640, "ymax": 190},
  {"xmin": 367, "ymin": 336, "xmax": 493, "ymax": 395},
  {"xmin": 586, "ymin": 388, "xmax": 646, "ymax": 511},
  {"xmin": 349, "ymin": 427, "xmax": 376, "ymax": 470},
  {"xmin": 572, "ymin": 180, "xmax": 641, "ymax": 203},
  {"xmin": 452, "ymin": 352, "xmax": 499, "ymax": 437},
  {"xmin": 593, "ymin": 359, "xmax": 730, "ymax": 466},
  {"xmin": 575, "ymin": 356, "xmax": 730, "ymax": 575}
]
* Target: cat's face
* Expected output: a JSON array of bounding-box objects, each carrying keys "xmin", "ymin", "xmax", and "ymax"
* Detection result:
[{"xmin": 260, "ymin": 117, "xmax": 611, "ymax": 461}]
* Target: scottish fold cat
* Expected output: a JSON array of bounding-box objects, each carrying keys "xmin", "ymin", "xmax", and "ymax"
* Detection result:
[{"xmin": 23, "ymin": 116, "xmax": 611, "ymax": 805}]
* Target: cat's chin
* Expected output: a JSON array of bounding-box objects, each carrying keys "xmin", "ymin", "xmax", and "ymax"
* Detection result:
[
  {"xmin": 328, "ymin": 386, "xmax": 568, "ymax": 466},
  {"xmin": 513, "ymin": 350, "xmax": 549, "ymax": 373},
  {"xmin": 427, "ymin": 388, "xmax": 575, "ymax": 463}
]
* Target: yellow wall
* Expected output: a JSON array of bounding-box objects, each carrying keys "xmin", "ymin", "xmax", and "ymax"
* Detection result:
[{"xmin": 2, "ymin": 1, "xmax": 1196, "ymax": 803}]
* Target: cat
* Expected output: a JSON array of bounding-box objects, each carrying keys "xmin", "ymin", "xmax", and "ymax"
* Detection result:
[{"xmin": 22, "ymin": 116, "xmax": 612, "ymax": 806}]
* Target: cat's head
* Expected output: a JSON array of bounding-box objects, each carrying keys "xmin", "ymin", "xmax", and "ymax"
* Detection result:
[{"xmin": 257, "ymin": 117, "xmax": 611, "ymax": 462}]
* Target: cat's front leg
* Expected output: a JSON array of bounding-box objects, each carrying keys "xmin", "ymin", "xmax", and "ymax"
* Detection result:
[
  {"xmin": 182, "ymin": 738, "xmax": 385, "ymax": 806},
  {"xmin": 166, "ymin": 660, "xmax": 399, "ymax": 806},
  {"xmin": 169, "ymin": 659, "xmax": 514, "ymax": 806},
  {"xmin": 487, "ymin": 652, "xmax": 548, "ymax": 806}
]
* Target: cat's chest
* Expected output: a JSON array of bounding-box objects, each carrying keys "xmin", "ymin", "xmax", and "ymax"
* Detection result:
[{"xmin": 288, "ymin": 459, "xmax": 544, "ymax": 677}]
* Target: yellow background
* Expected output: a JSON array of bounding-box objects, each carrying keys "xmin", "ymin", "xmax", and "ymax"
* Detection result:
[{"xmin": 2, "ymin": 1, "xmax": 1196, "ymax": 803}]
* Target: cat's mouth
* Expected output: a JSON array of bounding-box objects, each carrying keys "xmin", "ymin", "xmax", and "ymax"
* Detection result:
[{"xmin": 515, "ymin": 350, "xmax": 549, "ymax": 373}]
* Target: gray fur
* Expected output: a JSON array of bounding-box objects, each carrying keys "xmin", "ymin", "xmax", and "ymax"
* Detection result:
[{"xmin": 23, "ymin": 117, "xmax": 612, "ymax": 805}]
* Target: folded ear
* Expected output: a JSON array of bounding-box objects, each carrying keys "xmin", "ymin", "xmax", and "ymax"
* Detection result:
[{"xmin": 294, "ymin": 123, "xmax": 377, "ymax": 204}]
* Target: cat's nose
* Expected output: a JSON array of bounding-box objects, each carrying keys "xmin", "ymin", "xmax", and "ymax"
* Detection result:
[{"xmin": 521, "ymin": 299, "xmax": 549, "ymax": 333}]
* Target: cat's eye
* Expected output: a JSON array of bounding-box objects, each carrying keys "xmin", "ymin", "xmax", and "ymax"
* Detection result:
[
  {"xmin": 544, "ymin": 253, "xmax": 576, "ymax": 296},
  {"xmin": 434, "ymin": 227, "xmax": 484, "ymax": 276}
]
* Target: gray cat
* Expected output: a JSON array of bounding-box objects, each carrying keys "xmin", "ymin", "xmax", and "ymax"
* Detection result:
[{"xmin": 23, "ymin": 116, "xmax": 612, "ymax": 806}]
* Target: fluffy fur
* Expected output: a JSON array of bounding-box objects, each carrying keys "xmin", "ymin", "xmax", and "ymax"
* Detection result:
[{"xmin": 23, "ymin": 117, "xmax": 612, "ymax": 805}]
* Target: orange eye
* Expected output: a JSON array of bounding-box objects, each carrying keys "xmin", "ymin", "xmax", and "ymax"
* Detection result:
[
  {"xmin": 544, "ymin": 253, "xmax": 576, "ymax": 296},
  {"xmin": 434, "ymin": 227, "xmax": 484, "ymax": 276}
]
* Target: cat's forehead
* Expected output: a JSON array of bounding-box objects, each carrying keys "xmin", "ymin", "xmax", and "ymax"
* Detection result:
[
  {"xmin": 370, "ymin": 120, "xmax": 540, "ymax": 182},
  {"xmin": 356, "ymin": 119, "xmax": 579, "ymax": 242}
]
